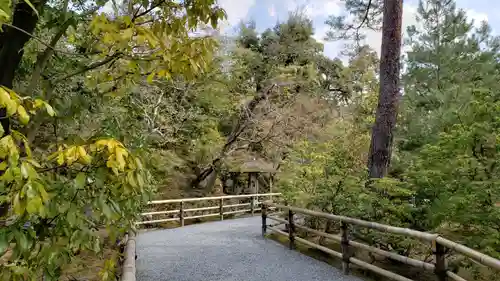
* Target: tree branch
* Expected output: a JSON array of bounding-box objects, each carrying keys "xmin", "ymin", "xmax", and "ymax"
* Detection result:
[
  {"xmin": 132, "ymin": 0, "xmax": 166, "ymax": 21},
  {"xmin": 27, "ymin": 19, "xmax": 72, "ymax": 94},
  {"xmin": 51, "ymin": 53, "xmax": 122, "ymax": 83}
]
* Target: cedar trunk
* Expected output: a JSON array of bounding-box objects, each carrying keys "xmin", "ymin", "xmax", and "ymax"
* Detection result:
[
  {"xmin": 0, "ymin": 1, "xmax": 43, "ymax": 220},
  {"xmin": 367, "ymin": 0, "xmax": 403, "ymax": 178},
  {"xmin": 0, "ymin": 1, "xmax": 44, "ymax": 134}
]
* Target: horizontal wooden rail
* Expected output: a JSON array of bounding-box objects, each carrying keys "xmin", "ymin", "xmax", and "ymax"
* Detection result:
[
  {"xmin": 261, "ymin": 201, "xmax": 500, "ymax": 281},
  {"xmin": 348, "ymin": 240, "xmax": 435, "ymax": 271},
  {"xmin": 223, "ymin": 203, "xmax": 251, "ymax": 208},
  {"xmin": 184, "ymin": 206, "xmax": 220, "ymax": 212},
  {"xmin": 295, "ymin": 235, "xmax": 343, "ymax": 259},
  {"xmin": 138, "ymin": 193, "xmax": 280, "ymax": 226},
  {"xmin": 267, "ymin": 202, "xmax": 437, "ymax": 242},
  {"xmin": 267, "ymin": 215, "xmax": 288, "ymax": 225},
  {"xmin": 136, "ymin": 217, "xmax": 178, "ymax": 225},
  {"xmin": 436, "ymin": 237, "xmax": 500, "ymax": 270},
  {"xmin": 294, "ymin": 223, "xmax": 341, "ymax": 243},
  {"xmin": 349, "ymin": 257, "xmax": 413, "ymax": 281},
  {"xmin": 224, "ymin": 209, "xmax": 251, "ymax": 215},
  {"xmin": 447, "ymin": 271, "xmax": 467, "ymax": 281},
  {"xmin": 140, "ymin": 210, "xmax": 179, "ymax": 216},
  {"xmin": 148, "ymin": 193, "xmax": 281, "ymax": 204},
  {"xmin": 185, "ymin": 213, "xmax": 220, "ymax": 220}
]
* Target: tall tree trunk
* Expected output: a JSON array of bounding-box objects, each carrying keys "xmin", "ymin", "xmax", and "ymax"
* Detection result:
[
  {"xmin": 367, "ymin": 0, "xmax": 403, "ymax": 178},
  {"xmin": 0, "ymin": 0, "xmax": 45, "ymax": 135},
  {"xmin": 0, "ymin": 0, "xmax": 44, "ymax": 222}
]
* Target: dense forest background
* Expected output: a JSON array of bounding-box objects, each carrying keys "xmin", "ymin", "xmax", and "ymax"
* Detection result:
[{"xmin": 0, "ymin": 0, "xmax": 498, "ymax": 279}]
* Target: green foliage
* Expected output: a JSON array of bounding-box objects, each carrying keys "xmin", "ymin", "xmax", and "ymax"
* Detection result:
[
  {"xmin": 278, "ymin": 1, "xmax": 500, "ymax": 270},
  {"xmin": 0, "ymin": 0, "xmax": 228, "ymax": 279},
  {"xmin": 0, "ymin": 88, "xmax": 150, "ymax": 280},
  {"xmin": 396, "ymin": 0, "xmax": 500, "ymax": 260}
]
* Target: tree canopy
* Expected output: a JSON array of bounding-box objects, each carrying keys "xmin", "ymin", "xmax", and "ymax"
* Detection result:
[{"xmin": 0, "ymin": 0, "xmax": 499, "ymax": 280}]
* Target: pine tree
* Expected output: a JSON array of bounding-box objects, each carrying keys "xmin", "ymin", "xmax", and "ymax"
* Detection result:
[
  {"xmin": 367, "ymin": 0, "xmax": 403, "ymax": 178},
  {"xmin": 400, "ymin": 0, "xmax": 500, "ymax": 260}
]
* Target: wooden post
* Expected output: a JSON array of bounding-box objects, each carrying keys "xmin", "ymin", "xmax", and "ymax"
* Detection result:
[
  {"xmin": 288, "ymin": 209, "xmax": 295, "ymax": 250},
  {"xmin": 179, "ymin": 201, "xmax": 184, "ymax": 227},
  {"xmin": 219, "ymin": 198, "xmax": 224, "ymax": 221},
  {"xmin": 433, "ymin": 240, "xmax": 448, "ymax": 281},
  {"xmin": 261, "ymin": 203, "xmax": 267, "ymax": 236},
  {"xmin": 269, "ymin": 173, "xmax": 273, "ymax": 201},
  {"xmin": 250, "ymin": 196, "xmax": 255, "ymax": 215},
  {"xmin": 340, "ymin": 221, "xmax": 350, "ymax": 274}
]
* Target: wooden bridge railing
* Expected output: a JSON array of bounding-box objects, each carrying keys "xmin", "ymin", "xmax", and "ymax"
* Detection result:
[
  {"xmin": 137, "ymin": 193, "xmax": 280, "ymax": 226},
  {"xmin": 262, "ymin": 201, "xmax": 500, "ymax": 281}
]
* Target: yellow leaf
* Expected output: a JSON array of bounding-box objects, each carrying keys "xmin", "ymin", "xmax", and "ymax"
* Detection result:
[
  {"xmin": 26, "ymin": 196, "xmax": 42, "ymax": 214},
  {"xmin": 47, "ymin": 151, "xmax": 59, "ymax": 161},
  {"xmin": 0, "ymin": 161, "xmax": 7, "ymax": 171},
  {"xmin": 136, "ymin": 173, "xmax": 144, "ymax": 187},
  {"xmin": 123, "ymin": 15, "xmax": 131, "ymax": 26},
  {"xmin": 20, "ymin": 162, "xmax": 29, "ymax": 178},
  {"xmin": 26, "ymin": 158, "xmax": 41, "ymax": 168},
  {"xmin": 106, "ymin": 155, "xmax": 115, "ymax": 168},
  {"xmin": 36, "ymin": 182, "xmax": 49, "ymax": 202},
  {"xmin": 64, "ymin": 146, "xmax": 78, "ymax": 165},
  {"xmin": 17, "ymin": 105, "xmax": 29, "ymax": 125},
  {"xmin": 44, "ymin": 102, "xmax": 56, "ymax": 116},
  {"xmin": 57, "ymin": 153, "xmax": 64, "ymax": 165},
  {"xmin": 127, "ymin": 172, "xmax": 137, "ymax": 187},
  {"xmin": 77, "ymin": 146, "xmax": 87, "ymax": 158},
  {"xmin": 115, "ymin": 150, "xmax": 126, "ymax": 170},
  {"xmin": 13, "ymin": 193, "xmax": 24, "ymax": 216},
  {"xmin": 4, "ymin": 97, "xmax": 17, "ymax": 116},
  {"xmin": 0, "ymin": 135, "xmax": 15, "ymax": 159},
  {"xmin": 0, "ymin": 87, "xmax": 9, "ymax": 104},
  {"xmin": 79, "ymin": 154, "xmax": 92, "ymax": 165},
  {"xmin": 146, "ymin": 72, "xmax": 155, "ymax": 84},
  {"xmin": 135, "ymin": 157, "xmax": 143, "ymax": 170},
  {"xmin": 34, "ymin": 99, "xmax": 44, "ymax": 108},
  {"xmin": 122, "ymin": 28, "xmax": 134, "ymax": 39}
]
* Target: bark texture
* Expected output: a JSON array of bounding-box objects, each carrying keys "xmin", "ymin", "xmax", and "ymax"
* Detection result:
[
  {"xmin": 0, "ymin": 0, "xmax": 45, "ymax": 135},
  {"xmin": 367, "ymin": 0, "xmax": 403, "ymax": 178},
  {"xmin": 0, "ymin": 0, "xmax": 44, "ymax": 222}
]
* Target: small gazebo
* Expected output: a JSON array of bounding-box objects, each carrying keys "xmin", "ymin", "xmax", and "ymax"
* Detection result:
[{"xmin": 225, "ymin": 155, "xmax": 276, "ymax": 195}]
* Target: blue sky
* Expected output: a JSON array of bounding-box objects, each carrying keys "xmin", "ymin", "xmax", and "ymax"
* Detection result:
[{"xmin": 217, "ymin": 0, "xmax": 495, "ymax": 59}]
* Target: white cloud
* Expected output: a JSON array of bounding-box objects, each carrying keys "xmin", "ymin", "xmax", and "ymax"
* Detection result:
[
  {"xmin": 218, "ymin": 0, "xmax": 256, "ymax": 31},
  {"xmin": 286, "ymin": 0, "xmax": 342, "ymax": 18},
  {"xmin": 363, "ymin": 4, "xmax": 418, "ymax": 54},
  {"xmin": 466, "ymin": 9, "xmax": 488, "ymax": 27}
]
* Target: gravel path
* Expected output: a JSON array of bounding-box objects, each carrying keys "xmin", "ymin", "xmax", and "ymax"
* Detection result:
[{"xmin": 136, "ymin": 216, "xmax": 363, "ymax": 281}]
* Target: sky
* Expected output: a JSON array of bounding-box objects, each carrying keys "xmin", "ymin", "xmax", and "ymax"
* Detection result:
[{"xmin": 217, "ymin": 0, "xmax": 493, "ymax": 59}]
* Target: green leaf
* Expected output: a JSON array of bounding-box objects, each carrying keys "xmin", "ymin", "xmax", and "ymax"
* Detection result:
[
  {"xmin": 67, "ymin": 208, "xmax": 77, "ymax": 226},
  {"xmin": 34, "ymin": 181, "xmax": 49, "ymax": 202},
  {"xmin": 0, "ymin": 231, "xmax": 8, "ymax": 255},
  {"xmin": 0, "ymin": 161, "xmax": 7, "ymax": 171},
  {"xmin": 44, "ymin": 102, "xmax": 56, "ymax": 116},
  {"xmin": 13, "ymin": 193, "xmax": 24, "ymax": 215},
  {"xmin": 16, "ymin": 231, "xmax": 29, "ymax": 251},
  {"xmin": 75, "ymin": 172, "xmax": 86, "ymax": 189},
  {"xmin": 26, "ymin": 196, "xmax": 42, "ymax": 214}
]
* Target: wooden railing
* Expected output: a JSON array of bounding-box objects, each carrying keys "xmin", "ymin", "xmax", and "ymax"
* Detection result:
[
  {"xmin": 137, "ymin": 193, "xmax": 280, "ymax": 226},
  {"xmin": 262, "ymin": 202, "xmax": 500, "ymax": 281}
]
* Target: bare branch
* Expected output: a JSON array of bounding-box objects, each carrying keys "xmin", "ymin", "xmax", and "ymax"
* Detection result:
[{"xmin": 51, "ymin": 53, "xmax": 122, "ymax": 83}]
